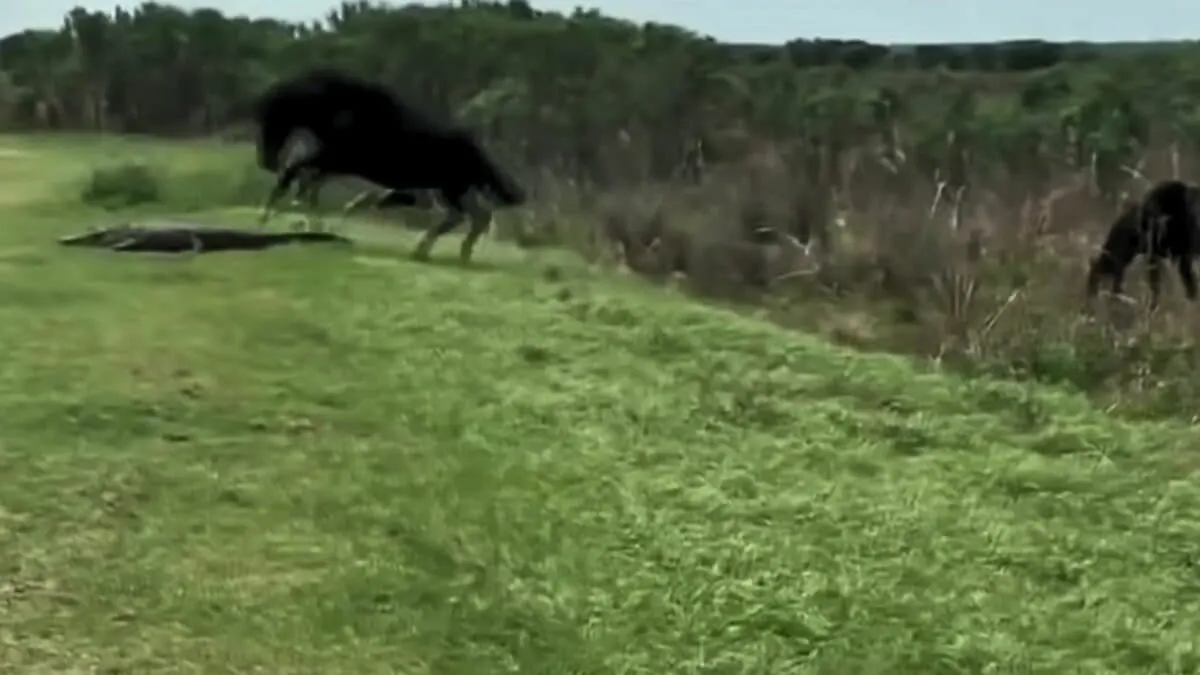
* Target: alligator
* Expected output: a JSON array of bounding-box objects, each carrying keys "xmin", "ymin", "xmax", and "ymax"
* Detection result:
[{"xmin": 58, "ymin": 223, "xmax": 352, "ymax": 254}]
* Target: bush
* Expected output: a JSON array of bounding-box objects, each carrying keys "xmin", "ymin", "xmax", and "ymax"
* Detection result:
[
  {"xmin": 80, "ymin": 161, "xmax": 162, "ymax": 209},
  {"xmin": 78, "ymin": 157, "xmax": 273, "ymax": 212}
]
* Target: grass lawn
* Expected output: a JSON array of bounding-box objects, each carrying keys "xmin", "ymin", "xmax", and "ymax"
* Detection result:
[{"xmin": 1, "ymin": 134, "xmax": 1199, "ymax": 674}]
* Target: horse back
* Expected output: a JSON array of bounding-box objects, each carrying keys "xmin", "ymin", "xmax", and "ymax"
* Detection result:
[
  {"xmin": 1140, "ymin": 180, "xmax": 1200, "ymax": 257},
  {"xmin": 258, "ymin": 68, "xmax": 451, "ymax": 138}
]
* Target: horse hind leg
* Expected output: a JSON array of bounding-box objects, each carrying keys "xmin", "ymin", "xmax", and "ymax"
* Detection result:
[
  {"xmin": 458, "ymin": 191, "xmax": 493, "ymax": 264},
  {"xmin": 413, "ymin": 191, "xmax": 465, "ymax": 261},
  {"xmin": 1147, "ymin": 255, "xmax": 1165, "ymax": 311},
  {"xmin": 299, "ymin": 169, "xmax": 329, "ymax": 233},
  {"xmin": 1175, "ymin": 255, "xmax": 1198, "ymax": 301}
]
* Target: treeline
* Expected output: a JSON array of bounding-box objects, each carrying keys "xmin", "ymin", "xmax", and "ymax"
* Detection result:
[
  {"xmin": 766, "ymin": 38, "xmax": 1096, "ymax": 72},
  {"xmin": 2, "ymin": 1, "xmax": 1200, "ymax": 190}
]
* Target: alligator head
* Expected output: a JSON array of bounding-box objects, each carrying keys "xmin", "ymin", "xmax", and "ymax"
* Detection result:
[{"xmin": 58, "ymin": 225, "xmax": 146, "ymax": 248}]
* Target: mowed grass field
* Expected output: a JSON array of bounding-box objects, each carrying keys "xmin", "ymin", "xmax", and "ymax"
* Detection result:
[{"xmin": 0, "ymin": 134, "xmax": 1199, "ymax": 674}]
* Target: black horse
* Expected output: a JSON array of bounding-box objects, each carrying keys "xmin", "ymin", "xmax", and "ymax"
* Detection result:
[
  {"xmin": 253, "ymin": 69, "xmax": 526, "ymax": 262},
  {"xmin": 252, "ymin": 68, "xmax": 431, "ymax": 174},
  {"xmin": 1087, "ymin": 179, "xmax": 1200, "ymax": 309},
  {"xmin": 266, "ymin": 128, "xmax": 525, "ymax": 263},
  {"xmin": 252, "ymin": 69, "xmax": 432, "ymax": 227}
]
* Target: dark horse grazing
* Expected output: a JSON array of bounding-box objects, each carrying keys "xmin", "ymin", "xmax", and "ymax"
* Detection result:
[
  {"xmin": 252, "ymin": 69, "xmax": 527, "ymax": 261},
  {"xmin": 1087, "ymin": 179, "xmax": 1200, "ymax": 309}
]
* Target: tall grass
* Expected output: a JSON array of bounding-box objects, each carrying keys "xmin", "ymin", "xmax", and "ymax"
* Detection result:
[{"xmin": 67, "ymin": 133, "xmax": 1200, "ymax": 422}]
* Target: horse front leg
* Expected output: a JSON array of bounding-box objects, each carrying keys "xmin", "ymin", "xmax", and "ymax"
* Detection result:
[
  {"xmin": 1147, "ymin": 255, "xmax": 1164, "ymax": 311},
  {"xmin": 342, "ymin": 188, "xmax": 383, "ymax": 220},
  {"xmin": 260, "ymin": 161, "xmax": 308, "ymax": 228}
]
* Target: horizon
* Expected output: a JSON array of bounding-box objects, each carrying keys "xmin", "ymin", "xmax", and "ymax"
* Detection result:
[{"xmin": 4, "ymin": 0, "xmax": 1198, "ymax": 47}]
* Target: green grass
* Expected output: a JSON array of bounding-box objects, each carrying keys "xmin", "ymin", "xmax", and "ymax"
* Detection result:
[{"xmin": 1, "ymin": 134, "xmax": 1199, "ymax": 673}]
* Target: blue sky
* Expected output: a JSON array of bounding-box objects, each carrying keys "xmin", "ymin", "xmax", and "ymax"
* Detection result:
[{"xmin": 4, "ymin": 0, "xmax": 1198, "ymax": 44}]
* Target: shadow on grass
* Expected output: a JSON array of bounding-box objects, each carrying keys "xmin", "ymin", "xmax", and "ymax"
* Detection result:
[
  {"xmin": 0, "ymin": 284, "xmax": 101, "ymax": 309},
  {"xmin": 415, "ymin": 255, "xmax": 507, "ymax": 274},
  {"xmin": 349, "ymin": 249, "xmax": 511, "ymax": 276}
]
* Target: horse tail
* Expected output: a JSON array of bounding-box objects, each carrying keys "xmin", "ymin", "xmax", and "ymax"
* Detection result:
[{"xmin": 462, "ymin": 137, "xmax": 527, "ymax": 207}]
